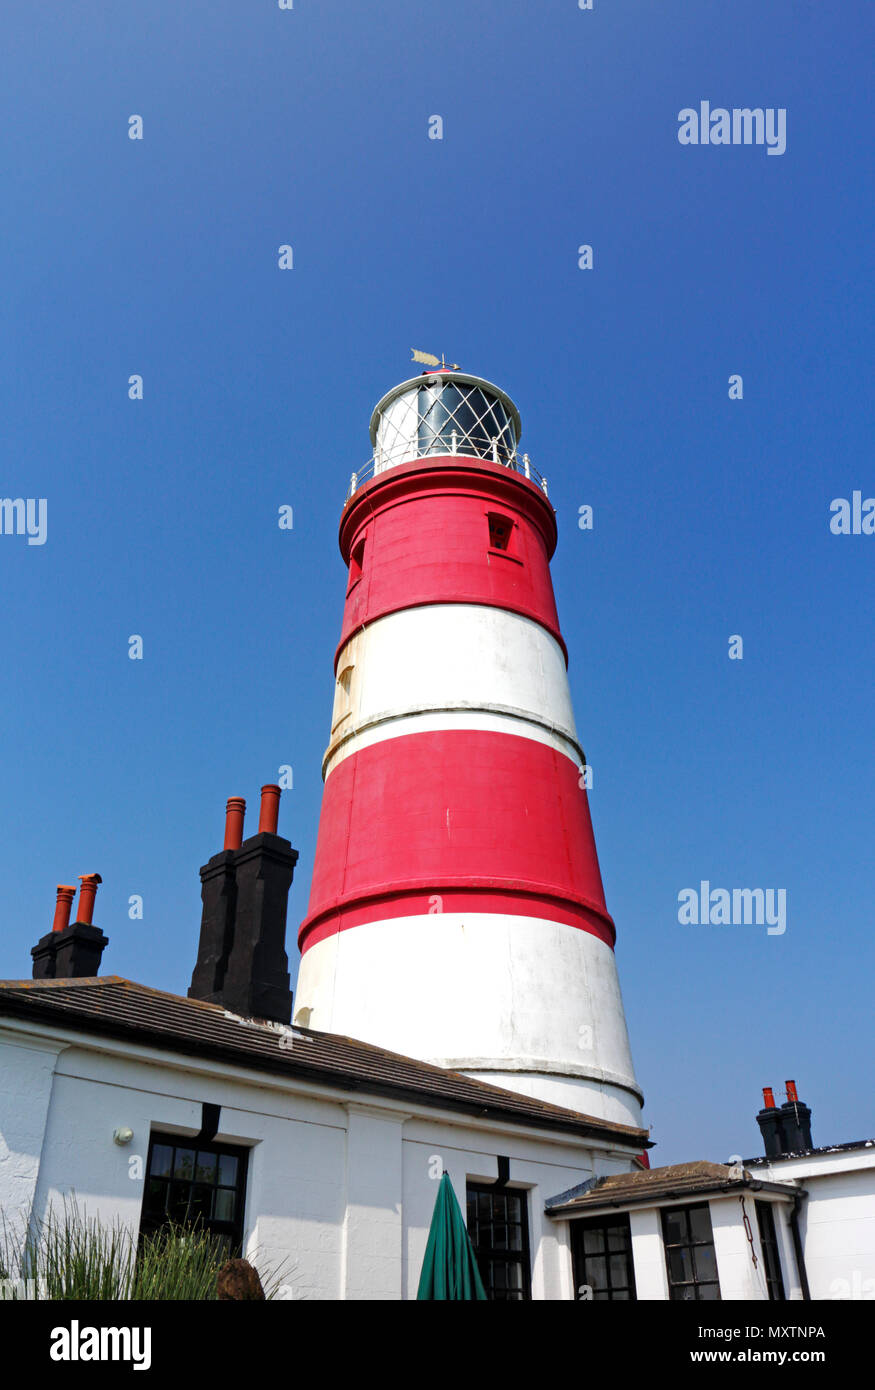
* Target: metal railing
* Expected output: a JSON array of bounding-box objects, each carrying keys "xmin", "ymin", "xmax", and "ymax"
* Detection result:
[{"xmin": 346, "ymin": 447, "xmax": 548, "ymax": 502}]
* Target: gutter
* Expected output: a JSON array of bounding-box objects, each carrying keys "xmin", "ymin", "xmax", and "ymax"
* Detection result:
[{"xmin": 788, "ymin": 1190, "xmax": 811, "ymax": 1301}]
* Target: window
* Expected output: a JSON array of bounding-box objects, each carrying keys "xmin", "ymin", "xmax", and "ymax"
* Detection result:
[
  {"xmin": 466, "ymin": 1183, "xmax": 531, "ymax": 1301},
  {"xmin": 571, "ymin": 1216, "xmax": 636, "ymax": 1300},
  {"xmin": 755, "ymin": 1201, "xmax": 786, "ymax": 1300},
  {"xmin": 487, "ymin": 512, "xmax": 513, "ymax": 551},
  {"xmin": 347, "ymin": 537, "xmax": 366, "ymax": 588},
  {"xmin": 415, "ymin": 382, "xmax": 517, "ymax": 464},
  {"xmin": 331, "ymin": 664, "xmax": 355, "ymax": 731},
  {"xmin": 661, "ymin": 1203, "xmax": 721, "ymax": 1301},
  {"xmin": 139, "ymin": 1132, "xmax": 249, "ymax": 1258}
]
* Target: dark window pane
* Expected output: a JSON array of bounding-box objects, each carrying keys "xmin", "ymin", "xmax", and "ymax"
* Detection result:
[
  {"xmin": 168, "ymin": 1182, "xmax": 192, "ymax": 1222},
  {"xmin": 609, "ymin": 1253, "xmax": 630, "ymax": 1286},
  {"xmin": 195, "ymin": 1151, "xmax": 217, "ymax": 1183},
  {"xmin": 189, "ymin": 1185, "xmax": 212, "ymax": 1221},
  {"xmin": 505, "ymin": 1265, "xmax": 523, "ymax": 1292},
  {"xmin": 143, "ymin": 1179, "xmax": 167, "ymax": 1218},
  {"xmin": 217, "ymin": 1154, "xmax": 238, "ymax": 1187},
  {"xmin": 694, "ymin": 1244, "xmax": 718, "ymax": 1283},
  {"xmin": 607, "ymin": 1225, "xmax": 628, "ymax": 1252},
  {"xmin": 149, "ymin": 1144, "xmax": 173, "ymax": 1179},
  {"xmin": 174, "ymin": 1148, "xmax": 196, "ymax": 1181},
  {"xmin": 662, "ymin": 1209, "xmax": 687, "ymax": 1244},
  {"xmin": 698, "ymin": 1283, "xmax": 721, "ymax": 1300},
  {"xmin": 688, "ymin": 1204, "xmax": 713, "ymax": 1244},
  {"xmin": 416, "ymin": 383, "xmax": 515, "ymax": 463},
  {"xmin": 214, "ymin": 1188, "xmax": 236, "ymax": 1222},
  {"xmin": 588, "ymin": 1255, "xmax": 607, "ymax": 1290},
  {"xmin": 583, "ymin": 1227, "xmax": 605, "ymax": 1255},
  {"xmin": 668, "ymin": 1246, "xmax": 693, "ymax": 1283}
]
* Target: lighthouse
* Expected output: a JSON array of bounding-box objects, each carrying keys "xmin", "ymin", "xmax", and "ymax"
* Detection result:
[{"xmin": 295, "ymin": 368, "xmax": 643, "ymax": 1127}]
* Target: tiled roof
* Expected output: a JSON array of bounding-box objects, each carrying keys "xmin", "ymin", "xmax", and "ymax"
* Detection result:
[
  {"xmin": 0, "ymin": 976, "xmax": 649, "ymax": 1147},
  {"xmin": 545, "ymin": 1160, "xmax": 797, "ymax": 1214}
]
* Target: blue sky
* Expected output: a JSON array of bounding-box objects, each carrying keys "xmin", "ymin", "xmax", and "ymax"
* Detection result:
[{"xmin": 1, "ymin": 0, "xmax": 872, "ymax": 1164}]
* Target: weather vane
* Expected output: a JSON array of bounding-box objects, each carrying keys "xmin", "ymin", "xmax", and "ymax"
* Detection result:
[{"xmin": 411, "ymin": 349, "xmax": 460, "ymax": 370}]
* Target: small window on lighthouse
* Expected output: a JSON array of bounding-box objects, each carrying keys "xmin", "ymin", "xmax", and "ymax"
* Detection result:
[
  {"xmin": 332, "ymin": 664, "xmax": 355, "ymax": 731},
  {"xmin": 488, "ymin": 512, "xmax": 512, "ymax": 551},
  {"xmin": 348, "ymin": 537, "xmax": 366, "ymax": 588}
]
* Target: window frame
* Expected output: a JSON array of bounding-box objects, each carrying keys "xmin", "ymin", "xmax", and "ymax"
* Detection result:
[
  {"xmin": 466, "ymin": 1181, "xmax": 532, "ymax": 1302},
  {"xmin": 661, "ymin": 1202, "xmax": 722, "ymax": 1301},
  {"xmin": 487, "ymin": 510, "xmax": 518, "ymax": 552},
  {"xmin": 347, "ymin": 535, "xmax": 367, "ymax": 592},
  {"xmin": 138, "ymin": 1130, "xmax": 250, "ymax": 1258},
  {"xmin": 755, "ymin": 1200, "xmax": 787, "ymax": 1301},
  {"xmin": 570, "ymin": 1214, "xmax": 637, "ymax": 1301}
]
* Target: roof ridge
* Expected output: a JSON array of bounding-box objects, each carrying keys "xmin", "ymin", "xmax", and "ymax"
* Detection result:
[{"xmin": 0, "ymin": 975, "xmax": 126, "ymax": 991}]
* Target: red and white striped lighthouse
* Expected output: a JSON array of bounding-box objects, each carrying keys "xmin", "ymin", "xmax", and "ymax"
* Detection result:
[{"xmin": 295, "ymin": 369, "xmax": 643, "ymax": 1127}]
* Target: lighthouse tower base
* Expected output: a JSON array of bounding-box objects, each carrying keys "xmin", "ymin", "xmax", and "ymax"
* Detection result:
[{"xmin": 295, "ymin": 913, "xmax": 643, "ymax": 1128}]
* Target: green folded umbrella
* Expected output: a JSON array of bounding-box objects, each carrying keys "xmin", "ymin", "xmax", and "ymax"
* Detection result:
[{"xmin": 417, "ymin": 1173, "xmax": 488, "ymax": 1300}]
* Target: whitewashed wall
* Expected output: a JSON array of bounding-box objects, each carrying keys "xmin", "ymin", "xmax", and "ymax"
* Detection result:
[
  {"xmin": 598, "ymin": 1167, "xmax": 875, "ymax": 1303},
  {"xmin": 708, "ymin": 1194, "xmax": 771, "ymax": 1300},
  {"xmin": 0, "ymin": 1018, "xmax": 637, "ymax": 1300},
  {"xmin": 751, "ymin": 1149, "xmax": 875, "ymax": 1301}
]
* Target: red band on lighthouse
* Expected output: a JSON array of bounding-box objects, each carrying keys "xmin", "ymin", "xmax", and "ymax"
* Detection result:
[
  {"xmin": 336, "ymin": 459, "xmax": 565, "ymax": 666},
  {"xmin": 299, "ymin": 729, "xmax": 613, "ymax": 953}
]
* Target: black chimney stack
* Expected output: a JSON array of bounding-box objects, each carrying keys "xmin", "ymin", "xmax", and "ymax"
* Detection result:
[
  {"xmin": 757, "ymin": 1081, "xmax": 813, "ymax": 1157},
  {"xmin": 779, "ymin": 1079, "xmax": 813, "ymax": 1152},
  {"xmin": 189, "ymin": 787, "xmax": 297, "ymax": 1024},
  {"xmin": 32, "ymin": 878, "xmax": 109, "ymax": 979},
  {"xmin": 188, "ymin": 798, "xmax": 243, "ymax": 1004}
]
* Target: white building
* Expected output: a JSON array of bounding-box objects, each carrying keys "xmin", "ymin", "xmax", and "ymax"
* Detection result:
[
  {"xmin": 0, "ymin": 975, "xmax": 647, "ymax": 1301},
  {"xmin": 1, "ymin": 975, "xmax": 873, "ymax": 1300}
]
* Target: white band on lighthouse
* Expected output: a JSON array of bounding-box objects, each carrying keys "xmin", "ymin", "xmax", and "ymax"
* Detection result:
[
  {"xmin": 326, "ymin": 603, "xmax": 582, "ymax": 778},
  {"xmin": 295, "ymin": 912, "xmax": 643, "ymax": 1127}
]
